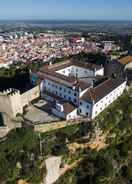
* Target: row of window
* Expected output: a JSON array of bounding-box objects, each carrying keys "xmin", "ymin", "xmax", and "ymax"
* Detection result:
[
  {"xmin": 60, "ymin": 67, "xmax": 92, "ymax": 75},
  {"xmin": 47, "ymin": 82, "xmax": 78, "ymax": 96},
  {"xmin": 96, "ymin": 89, "xmax": 122, "ymax": 107},
  {"xmin": 46, "ymin": 88, "xmax": 77, "ymax": 103},
  {"xmin": 78, "ymin": 109, "xmax": 89, "ymax": 116},
  {"xmin": 79, "ymin": 101, "xmax": 90, "ymax": 109},
  {"xmin": 94, "ymin": 90, "xmax": 123, "ymax": 116}
]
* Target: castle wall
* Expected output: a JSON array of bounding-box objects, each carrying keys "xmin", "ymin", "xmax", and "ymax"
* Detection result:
[
  {"xmin": 21, "ymin": 85, "xmax": 40, "ymax": 107},
  {"xmin": 0, "ymin": 86, "xmax": 40, "ymax": 138},
  {"xmin": 9, "ymin": 91, "xmax": 23, "ymax": 117},
  {"xmin": 0, "ymin": 93, "xmax": 13, "ymax": 118}
]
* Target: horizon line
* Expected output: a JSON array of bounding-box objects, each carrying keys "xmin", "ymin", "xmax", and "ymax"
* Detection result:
[{"xmin": 0, "ymin": 19, "xmax": 132, "ymax": 22}]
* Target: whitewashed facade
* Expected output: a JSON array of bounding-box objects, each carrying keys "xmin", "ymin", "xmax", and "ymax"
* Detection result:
[
  {"xmin": 79, "ymin": 81, "xmax": 126, "ymax": 119},
  {"xmin": 31, "ymin": 60, "xmax": 126, "ymax": 120}
]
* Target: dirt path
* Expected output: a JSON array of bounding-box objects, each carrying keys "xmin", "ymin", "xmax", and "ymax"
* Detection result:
[{"xmin": 68, "ymin": 134, "xmax": 107, "ymax": 154}]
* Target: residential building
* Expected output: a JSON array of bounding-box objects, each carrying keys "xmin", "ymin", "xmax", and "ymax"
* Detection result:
[{"xmin": 31, "ymin": 60, "xmax": 126, "ymax": 120}]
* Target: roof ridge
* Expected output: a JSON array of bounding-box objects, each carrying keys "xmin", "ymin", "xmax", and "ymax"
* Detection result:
[{"xmin": 94, "ymin": 78, "xmax": 112, "ymax": 90}]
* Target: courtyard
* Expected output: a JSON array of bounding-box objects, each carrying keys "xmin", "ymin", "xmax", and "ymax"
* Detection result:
[{"xmin": 24, "ymin": 99, "xmax": 60, "ymax": 124}]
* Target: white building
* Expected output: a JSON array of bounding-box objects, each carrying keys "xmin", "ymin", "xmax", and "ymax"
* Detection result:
[
  {"xmin": 31, "ymin": 60, "xmax": 126, "ymax": 120},
  {"xmin": 102, "ymin": 41, "xmax": 120, "ymax": 53}
]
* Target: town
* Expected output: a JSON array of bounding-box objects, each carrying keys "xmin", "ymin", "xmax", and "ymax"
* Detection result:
[
  {"xmin": 0, "ymin": 28, "xmax": 132, "ymax": 138},
  {"xmin": 0, "ymin": 20, "xmax": 132, "ymax": 184},
  {"xmin": 0, "ymin": 30, "xmax": 122, "ymax": 68}
]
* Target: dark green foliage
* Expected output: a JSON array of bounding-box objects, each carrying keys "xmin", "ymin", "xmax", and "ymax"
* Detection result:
[
  {"xmin": 56, "ymin": 89, "xmax": 132, "ymax": 184},
  {"xmin": 0, "ymin": 89, "xmax": 131, "ymax": 184},
  {"xmin": 0, "ymin": 128, "xmax": 42, "ymax": 183},
  {"xmin": 72, "ymin": 52, "xmax": 107, "ymax": 66}
]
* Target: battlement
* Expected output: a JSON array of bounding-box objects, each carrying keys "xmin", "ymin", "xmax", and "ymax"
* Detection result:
[{"xmin": 0, "ymin": 88, "xmax": 20, "ymax": 96}]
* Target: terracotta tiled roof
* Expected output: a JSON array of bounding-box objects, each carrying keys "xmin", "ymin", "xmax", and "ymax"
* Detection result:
[
  {"xmin": 40, "ymin": 59, "xmax": 102, "ymax": 72},
  {"xmin": 118, "ymin": 56, "xmax": 132, "ymax": 65},
  {"xmin": 63, "ymin": 102, "xmax": 76, "ymax": 114},
  {"xmin": 81, "ymin": 78, "xmax": 125, "ymax": 103}
]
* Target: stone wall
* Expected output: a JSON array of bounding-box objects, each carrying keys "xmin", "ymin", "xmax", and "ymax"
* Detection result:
[
  {"xmin": 0, "ymin": 126, "xmax": 8, "ymax": 138},
  {"xmin": 34, "ymin": 119, "xmax": 84, "ymax": 133},
  {"xmin": 0, "ymin": 85, "xmax": 40, "ymax": 138},
  {"xmin": 21, "ymin": 85, "xmax": 40, "ymax": 107}
]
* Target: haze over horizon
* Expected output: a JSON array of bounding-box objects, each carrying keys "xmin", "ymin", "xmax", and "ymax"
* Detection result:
[{"xmin": 0, "ymin": 0, "xmax": 132, "ymax": 21}]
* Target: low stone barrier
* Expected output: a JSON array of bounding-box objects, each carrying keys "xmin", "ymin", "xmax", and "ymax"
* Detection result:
[
  {"xmin": 34, "ymin": 119, "xmax": 86, "ymax": 133},
  {"xmin": 0, "ymin": 126, "xmax": 8, "ymax": 139}
]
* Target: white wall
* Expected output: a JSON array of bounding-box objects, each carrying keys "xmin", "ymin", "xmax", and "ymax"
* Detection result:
[
  {"xmin": 56, "ymin": 66, "xmax": 72, "ymax": 77},
  {"xmin": 92, "ymin": 81, "xmax": 126, "ymax": 119},
  {"xmin": 56, "ymin": 65, "xmax": 104, "ymax": 78},
  {"xmin": 71, "ymin": 66, "xmax": 95, "ymax": 78},
  {"xmin": 95, "ymin": 68, "xmax": 104, "ymax": 76},
  {"xmin": 125, "ymin": 62, "xmax": 132, "ymax": 70},
  {"xmin": 21, "ymin": 85, "xmax": 40, "ymax": 107},
  {"xmin": 78, "ymin": 100, "xmax": 92, "ymax": 118},
  {"xmin": 41, "ymin": 79, "xmax": 79, "ymax": 106},
  {"xmin": 66, "ymin": 109, "xmax": 78, "ymax": 120},
  {"xmin": 52, "ymin": 107, "xmax": 78, "ymax": 121}
]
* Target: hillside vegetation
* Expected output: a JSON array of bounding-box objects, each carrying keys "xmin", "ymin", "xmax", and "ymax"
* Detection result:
[{"xmin": 0, "ymin": 88, "xmax": 131, "ymax": 184}]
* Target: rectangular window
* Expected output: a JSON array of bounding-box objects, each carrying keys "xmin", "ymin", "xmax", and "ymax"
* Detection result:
[
  {"xmin": 74, "ymin": 93, "xmax": 77, "ymax": 97},
  {"xmin": 87, "ymin": 105, "xmax": 89, "ymax": 109},
  {"xmin": 86, "ymin": 112, "xmax": 89, "ymax": 116},
  {"xmin": 74, "ymin": 99, "xmax": 77, "ymax": 103}
]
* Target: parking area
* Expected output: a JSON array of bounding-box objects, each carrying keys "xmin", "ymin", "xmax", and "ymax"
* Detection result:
[{"xmin": 24, "ymin": 99, "xmax": 60, "ymax": 124}]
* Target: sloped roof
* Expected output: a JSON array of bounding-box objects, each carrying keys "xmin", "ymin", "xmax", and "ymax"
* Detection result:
[
  {"xmin": 119, "ymin": 56, "xmax": 132, "ymax": 65},
  {"xmin": 81, "ymin": 78, "xmax": 125, "ymax": 103},
  {"xmin": 63, "ymin": 102, "xmax": 76, "ymax": 114}
]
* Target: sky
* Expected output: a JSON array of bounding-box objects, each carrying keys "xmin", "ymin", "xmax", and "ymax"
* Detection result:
[{"xmin": 0, "ymin": 0, "xmax": 132, "ymax": 20}]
